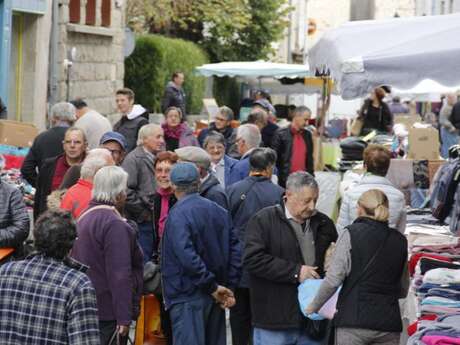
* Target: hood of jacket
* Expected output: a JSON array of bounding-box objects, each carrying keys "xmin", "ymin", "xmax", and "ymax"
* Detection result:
[
  {"xmin": 166, "ymin": 81, "xmax": 181, "ymax": 91},
  {"xmin": 200, "ymin": 174, "xmax": 221, "ymax": 196},
  {"xmin": 127, "ymin": 104, "xmax": 147, "ymax": 120}
]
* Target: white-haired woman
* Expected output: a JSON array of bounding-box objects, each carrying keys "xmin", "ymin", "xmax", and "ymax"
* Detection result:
[
  {"xmin": 306, "ymin": 189, "xmax": 409, "ymax": 345},
  {"xmin": 71, "ymin": 166, "xmax": 143, "ymax": 345}
]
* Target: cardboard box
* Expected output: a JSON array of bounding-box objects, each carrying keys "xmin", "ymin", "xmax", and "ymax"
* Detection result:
[
  {"xmin": 0, "ymin": 120, "xmax": 38, "ymax": 147},
  {"xmin": 407, "ymin": 126, "xmax": 440, "ymax": 160}
]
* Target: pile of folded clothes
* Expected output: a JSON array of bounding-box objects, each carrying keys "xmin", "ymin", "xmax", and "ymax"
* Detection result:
[
  {"xmin": 406, "ymin": 227, "xmax": 460, "ymax": 344},
  {"xmin": 338, "ymin": 137, "xmax": 367, "ymax": 172}
]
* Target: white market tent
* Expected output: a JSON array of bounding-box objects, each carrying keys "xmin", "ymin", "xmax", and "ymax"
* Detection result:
[
  {"xmin": 308, "ymin": 13, "xmax": 460, "ymax": 100},
  {"xmin": 195, "ymin": 61, "xmax": 311, "ymax": 78},
  {"xmin": 392, "ymin": 79, "xmax": 460, "ymax": 102}
]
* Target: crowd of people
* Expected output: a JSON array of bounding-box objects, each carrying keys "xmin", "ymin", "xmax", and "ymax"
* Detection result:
[{"xmin": 0, "ymin": 72, "xmax": 410, "ymax": 345}]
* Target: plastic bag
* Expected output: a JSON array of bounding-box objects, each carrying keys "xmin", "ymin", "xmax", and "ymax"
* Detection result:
[{"xmin": 298, "ymin": 279, "xmax": 341, "ymax": 320}]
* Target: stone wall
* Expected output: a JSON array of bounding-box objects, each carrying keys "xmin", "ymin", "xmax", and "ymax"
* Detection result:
[{"xmin": 57, "ymin": 0, "xmax": 125, "ymax": 120}]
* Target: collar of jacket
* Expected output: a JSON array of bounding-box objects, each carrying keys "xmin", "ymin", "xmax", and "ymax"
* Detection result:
[
  {"xmin": 359, "ymin": 174, "xmax": 394, "ymax": 186},
  {"xmin": 132, "ymin": 145, "xmax": 155, "ymax": 163},
  {"xmin": 350, "ymin": 216, "xmax": 390, "ymax": 229},
  {"xmin": 26, "ymin": 253, "xmax": 89, "ymax": 273},
  {"xmin": 200, "ymin": 174, "xmax": 220, "ymax": 195},
  {"xmin": 274, "ymin": 203, "xmax": 324, "ymax": 240}
]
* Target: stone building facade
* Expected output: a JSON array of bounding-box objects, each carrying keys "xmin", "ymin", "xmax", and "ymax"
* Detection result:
[
  {"xmin": 58, "ymin": 0, "xmax": 125, "ymax": 120},
  {"xmin": 0, "ymin": 0, "xmax": 126, "ymax": 130}
]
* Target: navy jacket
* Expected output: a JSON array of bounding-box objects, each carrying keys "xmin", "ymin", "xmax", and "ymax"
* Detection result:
[
  {"xmin": 200, "ymin": 174, "xmax": 229, "ymax": 210},
  {"xmin": 227, "ymin": 154, "xmax": 278, "ymax": 187},
  {"xmin": 227, "ymin": 176, "xmax": 284, "ymax": 287},
  {"xmin": 223, "ymin": 155, "xmax": 238, "ymax": 186},
  {"xmin": 161, "ymin": 193, "xmax": 241, "ymax": 309}
]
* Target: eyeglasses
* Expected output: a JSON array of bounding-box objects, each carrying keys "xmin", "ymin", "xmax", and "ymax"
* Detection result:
[
  {"xmin": 155, "ymin": 167, "xmax": 171, "ymax": 174},
  {"xmin": 63, "ymin": 140, "xmax": 83, "ymax": 145},
  {"xmin": 215, "ymin": 117, "xmax": 227, "ymax": 122}
]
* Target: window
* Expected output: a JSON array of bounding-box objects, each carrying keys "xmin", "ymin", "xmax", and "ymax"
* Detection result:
[{"xmin": 69, "ymin": 0, "xmax": 80, "ymax": 23}]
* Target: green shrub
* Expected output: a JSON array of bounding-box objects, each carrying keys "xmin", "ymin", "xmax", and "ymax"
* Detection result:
[{"xmin": 125, "ymin": 34, "xmax": 208, "ymax": 114}]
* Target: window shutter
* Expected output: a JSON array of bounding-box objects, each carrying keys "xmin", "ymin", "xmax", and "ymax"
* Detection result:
[
  {"xmin": 69, "ymin": 0, "xmax": 80, "ymax": 23},
  {"xmin": 101, "ymin": 0, "xmax": 111, "ymax": 27},
  {"xmin": 86, "ymin": 0, "xmax": 96, "ymax": 25}
]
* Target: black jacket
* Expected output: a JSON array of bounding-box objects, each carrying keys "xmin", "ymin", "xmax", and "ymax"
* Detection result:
[
  {"xmin": 271, "ymin": 126, "xmax": 314, "ymax": 187},
  {"xmin": 33, "ymin": 156, "xmax": 60, "ymax": 221},
  {"xmin": 244, "ymin": 205, "xmax": 337, "ymax": 329},
  {"xmin": 0, "ymin": 181, "xmax": 30, "ymax": 258},
  {"xmin": 161, "ymin": 81, "xmax": 186, "ymax": 119},
  {"xmin": 200, "ymin": 174, "xmax": 229, "ymax": 210},
  {"xmin": 335, "ymin": 217, "xmax": 407, "ymax": 332},
  {"xmin": 21, "ymin": 126, "xmax": 68, "ymax": 187},
  {"xmin": 0, "ymin": 97, "xmax": 7, "ymax": 118},
  {"xmin": 113, "ymin": 114, "xmax": 149, "ymax": 153},
  {"xmin": 359, "ymin": 99, "xmax": 393, "ymax": 135}
]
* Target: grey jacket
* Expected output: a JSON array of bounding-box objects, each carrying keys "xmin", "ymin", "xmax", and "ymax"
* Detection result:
[
  {"xmin": 121, "ymin": 146, "xmax": 156, "ymax": 223},
  {"xmin": 0, "ymin": 181, "xmax": 30, "ymax": 255}
]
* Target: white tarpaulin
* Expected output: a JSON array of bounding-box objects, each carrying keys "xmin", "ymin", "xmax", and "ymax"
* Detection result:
[
  {"xmin": 309, "ymin": 13, "xmax": 460, "ymax": 100},
  {"xmin": 392, "ymin": 79, "xmax": 460, "ymax": 102},
  {"xmin": 195, "ymin": 61, "xmax": 310, "ymax": 78}
]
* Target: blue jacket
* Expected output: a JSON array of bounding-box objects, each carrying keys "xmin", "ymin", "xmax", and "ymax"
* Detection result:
[
  {"xmin": 224, "ymin": 155, "xmax": 238, "ymax": 186},
  {"xmin": 161, "ymin": 193, "xmax": 241, "ymax": 308},
  {"xmin": 227, "ymin": 176, "xmax": 284, "ymax": 287},
  {"xmin": 200, "ymin": 174, "xmax": 229, "ymax": 210},
  {"xmin": 227, "ymin": 156, "xmax": 250, "ymax": 186},
  {"xmin": 227, "ymin": 154, "xmax": 278, "ymax": 186}
]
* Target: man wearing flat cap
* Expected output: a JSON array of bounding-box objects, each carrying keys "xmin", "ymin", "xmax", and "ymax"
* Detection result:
[
  {"xmin": 175, "ymin": 146, "xmax": 228, "ymax": 209},
  {"xmin": 161, "ymin": 162, "xmax": 241, "ymax": 345}
]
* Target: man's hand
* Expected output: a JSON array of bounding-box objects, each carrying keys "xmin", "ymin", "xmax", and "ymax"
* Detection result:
[
  {"xmin": 117, "ymin": 325, "xmax": 129, "ymax": 337},
  {"xmin": 212, "ymin": 285, "xmax": 235, "ymax": 309},
  {"xmin": 298, "ymin": 265, "xmax": 319, "ymax": 283}
]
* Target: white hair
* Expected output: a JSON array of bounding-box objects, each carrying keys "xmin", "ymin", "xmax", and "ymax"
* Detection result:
[
  {"xmin": 80, "ymin": 148, "xmax": 112, "ymax": 180},
  {"xmin": 237, "ymin": 124, "xmax": 261, "ymax": 149},
  {"xmin": 137, "ymin": 123, "xmax": 161, "ymax": 146},
  {"xmin": 92, "ymin": 166, "xmax": 128, "ymax": 203},
  {"xmin": 51, "ymin": 102, "xmax": 76, "ymax": 124}
]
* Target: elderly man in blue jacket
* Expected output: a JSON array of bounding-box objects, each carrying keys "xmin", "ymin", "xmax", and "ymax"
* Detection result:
[{"xmin": 161, "ymin": 162, "xmax": 241, "ymax": 345}]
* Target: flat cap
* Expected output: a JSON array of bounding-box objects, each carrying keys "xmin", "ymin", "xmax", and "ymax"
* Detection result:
[
  {"xmin": 175, "ymin": 146, "xmax": 211, "ymax": 169},
  {"xmin": 170, "ymin": 162, "xmax": 200, "ymax": 186}
]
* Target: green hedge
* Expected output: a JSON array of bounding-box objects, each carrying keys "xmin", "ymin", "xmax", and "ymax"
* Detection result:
[{"xmin": 125, "ymin": 35, "xmax": 208, "ymax": 114}]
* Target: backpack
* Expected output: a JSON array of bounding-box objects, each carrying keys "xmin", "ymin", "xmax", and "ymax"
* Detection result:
[
  {"xmin": 430, "ymin": 158, "xmax": 460, "ymax": 222},
  {"xmin": 449, "ymin": 183, "xmax": 460, "ymax": 236}
]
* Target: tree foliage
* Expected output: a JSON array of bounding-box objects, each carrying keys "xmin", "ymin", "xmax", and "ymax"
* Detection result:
[{"xmin": 126, "ymin": 0, "xmax": 291, "ymax": 62}]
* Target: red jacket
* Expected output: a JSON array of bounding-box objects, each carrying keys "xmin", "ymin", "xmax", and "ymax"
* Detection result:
[{"xmin": 61, "ymin": 179, "xmax": 93, "ymax": 218}]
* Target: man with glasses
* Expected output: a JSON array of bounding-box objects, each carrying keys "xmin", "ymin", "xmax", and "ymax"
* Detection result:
[
  {"xmin": 33, "ymin": 127, "xmax": 87, "ymax": 219},
  {"xmin": 198, "ymin": 106, "xmax": 239, "ymax": 158},
  {"xmin": 100, "ymin": 131, "xmax": 128, "ymax": 166}
]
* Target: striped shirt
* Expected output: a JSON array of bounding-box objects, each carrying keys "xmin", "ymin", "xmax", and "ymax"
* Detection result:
[{"xmin": 0, "ymin": 254, "xmax": 100, "ymax": 344}]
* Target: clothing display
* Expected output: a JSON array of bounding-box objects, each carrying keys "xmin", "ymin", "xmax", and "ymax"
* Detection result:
[{"xmin": 405, "ymin": 218, "xmax": 460, "ymax": 344}]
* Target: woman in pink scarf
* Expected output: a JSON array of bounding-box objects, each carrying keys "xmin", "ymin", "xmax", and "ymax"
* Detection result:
[
  {"xmin": 153, "ymin": 151, "xmax": 179, "ymax": 250},
  {"xmin": 162, "ymin": 107, "xmax": 199, "ymax": 151}
]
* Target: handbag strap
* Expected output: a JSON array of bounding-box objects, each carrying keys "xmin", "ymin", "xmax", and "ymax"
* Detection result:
[
  {"xmin": 230, "ymin": 178, "xmax": 259, "ymax": 218},
  {"xmin": 339, "ymin": 228, "xmax": 391, "ymax": 299}
]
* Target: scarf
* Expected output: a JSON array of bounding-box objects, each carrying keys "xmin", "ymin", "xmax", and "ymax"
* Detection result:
[
  {"xmin": 157, "ymin": 187, "xmax": 173, "ymax": 238},
  {"xmin": 162, "ymin": 122, "xmax": 185, "ymax": 140}
]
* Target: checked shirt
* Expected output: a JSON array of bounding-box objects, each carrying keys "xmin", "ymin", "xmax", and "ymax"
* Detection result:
[{"xmin": 0, "ymin": 254, "xmax": 100, "ymax": 344}]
